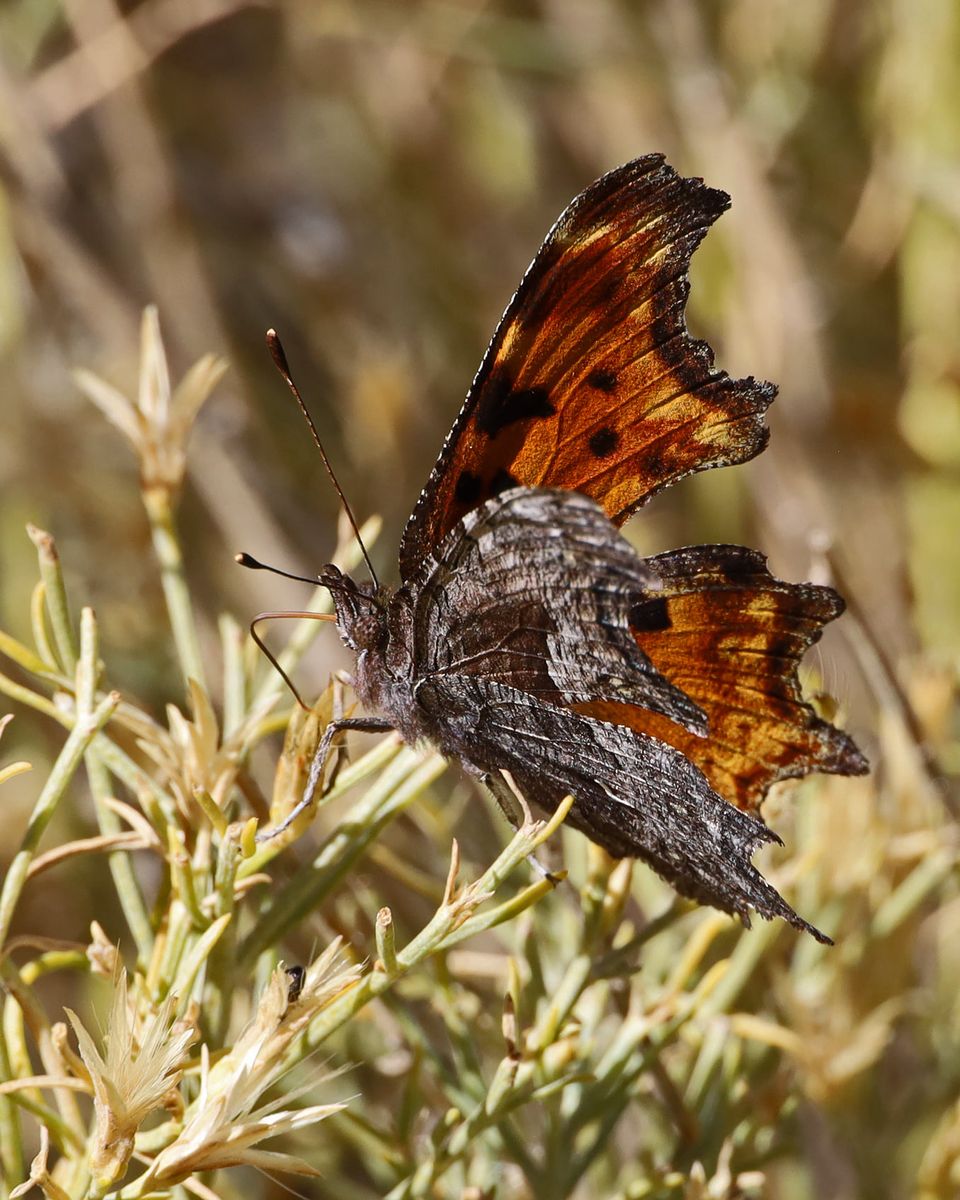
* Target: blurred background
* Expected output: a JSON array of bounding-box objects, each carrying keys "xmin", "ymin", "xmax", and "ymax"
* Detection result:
[
  {"xmin": 0, "ymin": 1, "xmax": 958, "ymax": 1196},
  {"xmin": 2, "ymin": 0, "xmax": 958, "ymax": 694}
]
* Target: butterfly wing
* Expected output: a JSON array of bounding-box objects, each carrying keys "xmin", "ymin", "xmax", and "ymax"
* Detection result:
[
  {"xmin": 408, "ymin": 492, "xmax": 865, "ymax": 820},
  {"xmin": 415, "ymin": 672, "xmax": 828, "ymax": 941},
  {"xmin": 394, "ymin": 156, "xmax": 865, "ymax": 923},
  {"xmin": 399, "ymin": 154, "xmax": 773, "ymax": 579},
  {"xmin": 406, "ymin": 486, "xmax": 706, "ymax": 733},
  {"xmin": 578, "ymin": 545, "xmax": 869, "ymax": 813}
]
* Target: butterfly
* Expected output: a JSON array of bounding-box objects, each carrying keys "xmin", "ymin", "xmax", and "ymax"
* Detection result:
[{"xmin": 266, "ymin": 154, "xmax": 867, "ymax": 942}]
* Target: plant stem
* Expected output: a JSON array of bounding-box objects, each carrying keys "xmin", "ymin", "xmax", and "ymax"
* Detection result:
[
  {"xmin": 142, "ymin": 486, "xmax": 206, "ymax": 691},
  {"xmin": 239, "ymin": 748, "xmax": 444, "ymax": 965},
  {"xmin": 27, "ymin": 525, "xmax": 77, "ymax": 674},
  {"xmin": 0, "ymin": 691, "xmax": 119, "ymax": 950},
  {"xmin": 87, "ymin": 750, "xmax": 154, "ymax": 963}
]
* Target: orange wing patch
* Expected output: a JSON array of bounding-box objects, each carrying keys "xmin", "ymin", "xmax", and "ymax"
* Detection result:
[
  {"xmin": 399, "ymin": 156, "xmax": 773, "ymax": 579},
  {"xmin": 578, "ymin": 546, "xmax": 868, "ymax": 814}
]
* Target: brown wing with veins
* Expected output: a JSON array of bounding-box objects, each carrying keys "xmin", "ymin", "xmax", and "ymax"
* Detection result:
[
  {"xmin": 399, "ymin": 154, "xmax": 774, "ymax": 580},
  {"xmin": 578, "ymin": 545, "xmax": 868, "ymax": 814}
]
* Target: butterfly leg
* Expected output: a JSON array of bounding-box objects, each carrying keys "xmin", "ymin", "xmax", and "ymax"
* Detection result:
[
  {"xmin": 257, "ymin": 715, "xmax": 395, "ymax": 842},
  {"xmin": 325, "ymin": 677, "xmax": 349, "ymax": 788},
  {"xmin": 482, "ymin": 770, "xmax": 563, "ymax": 883}
]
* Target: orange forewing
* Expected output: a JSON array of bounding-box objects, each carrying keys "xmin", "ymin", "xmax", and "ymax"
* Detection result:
[
  {"xmin": 578, "ymin": 546, "xmax": 868, "ymax": 813},
  {"xmin": 399, "ymin": 155, "xmax": 773, "ymax": 579}
]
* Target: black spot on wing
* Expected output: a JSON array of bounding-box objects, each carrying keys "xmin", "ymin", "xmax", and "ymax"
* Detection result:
[
  {"xmin": 454, "ymin": 470, "xmax": 484, "ymax": 507},
  {"xmin": 588, "ymin": 427, "xmax": 620, "ymax": 458},
  {"xmin": 587, "ymin": 367, "xmax": 618, "ymax": 392},
  {"xmin": 636, "ymin": 441, "xmax": 669, "ymax": 489},
  {"xmin": 475, "ymin": 369, "xmax": 555, "ymax": 437},
  {"xmin": 710, "ymin": 549, "xmax": 768, "ymax": 585},
  {"xmin": 489, "ymin": 467, "xmax": 520, "ymax": 496},
  {"xmin": 629, "ymin": 596, "xmax": 672, "ymax": 632},
  {"xmin": 768, "ymin": 633, "xmax": 799, "ymax": 661}
]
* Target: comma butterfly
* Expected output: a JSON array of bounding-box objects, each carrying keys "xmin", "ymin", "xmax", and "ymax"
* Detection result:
[{"xmin": 264, "ymin": 155, "xmax": 867, "ymax": 942}]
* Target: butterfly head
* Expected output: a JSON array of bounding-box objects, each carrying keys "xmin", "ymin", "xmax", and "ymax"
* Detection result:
[{"xmin": 318, "ymin": 563, "xmax": 386, "ymax": 655}]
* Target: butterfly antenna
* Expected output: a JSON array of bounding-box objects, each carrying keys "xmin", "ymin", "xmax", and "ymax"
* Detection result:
[
  {"xmin": 235, "ymin": 551, "xmax": 318, "ymax": 587},
  {"xmin": 266, "ymin": 329, "xmax": 379, "ymax": 590}
]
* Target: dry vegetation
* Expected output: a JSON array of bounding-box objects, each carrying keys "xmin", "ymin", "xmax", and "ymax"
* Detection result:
[{"xmin": 0, "ymin": 2, "xmax": 958, "ymax": 1198}]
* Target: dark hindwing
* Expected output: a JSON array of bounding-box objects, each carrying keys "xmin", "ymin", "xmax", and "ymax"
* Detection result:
[
  {"xmin": 416, "ymin": 673, "xmax": 828, "ymax": 942},
  {"xmin": 407, "ymin": 487, "xmax": 706, "ymax": 735},
  {"xmin": 398, "ymin": 155, "xmax": 774, "ymax": 578},
  {"xmin": 579, "ymin": 545, "xmax": 869, "ymax": 812}
]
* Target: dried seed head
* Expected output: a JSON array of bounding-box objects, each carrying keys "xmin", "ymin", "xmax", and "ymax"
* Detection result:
[{"xmin": 66, "ymin": 972, "xmax": 197, "ymax": 1196}]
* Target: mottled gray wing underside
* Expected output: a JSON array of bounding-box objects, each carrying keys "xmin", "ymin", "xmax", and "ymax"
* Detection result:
[
  {"xmin": 416, "ymin": 672, "xmax": 827, "ymax": 941},
  {"xmin": 408, "ymin": 487, "xmax": 706, "ymax": 735}
]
